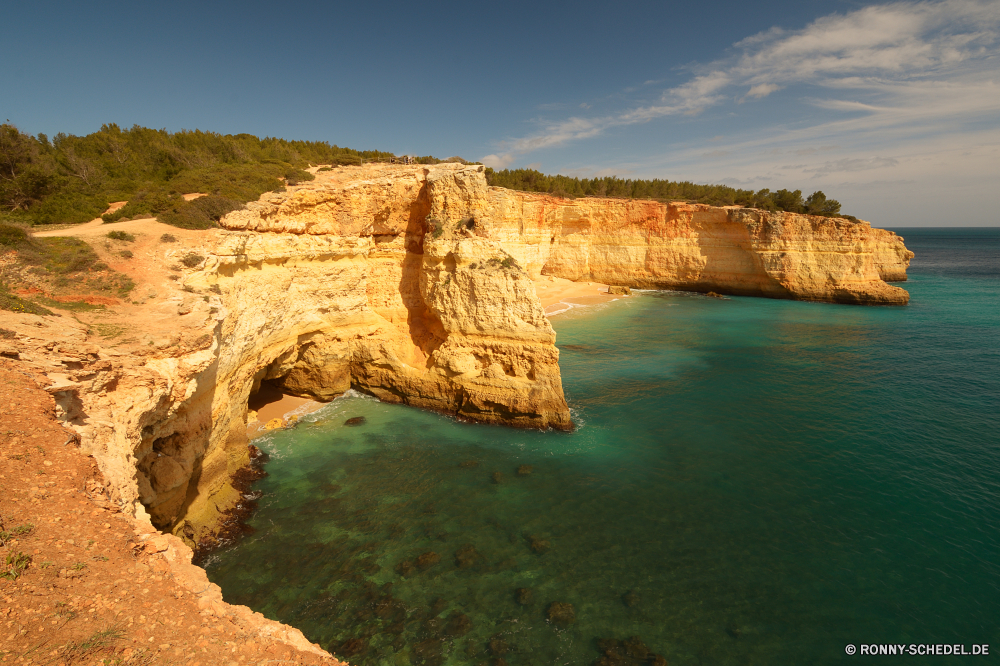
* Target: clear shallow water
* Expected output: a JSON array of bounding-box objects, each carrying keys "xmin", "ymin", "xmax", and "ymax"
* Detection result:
[{"xmin": 206, "ymin": 228, "xmax": 1000, "ymax": 665}]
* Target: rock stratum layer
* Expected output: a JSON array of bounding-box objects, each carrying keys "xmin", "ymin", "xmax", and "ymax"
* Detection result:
[{"xmin": 5, "ymin": 163, "xmax": 912, "ymax": 555}]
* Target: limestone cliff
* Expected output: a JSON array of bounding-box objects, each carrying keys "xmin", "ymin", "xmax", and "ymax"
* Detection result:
[
  {"xmin": 4, "ymin": 162, "xmax": 912, "ymax": 552},
  {"xmin": 479, "ymin": 180, "xmax": 913, "ymax": 305}
]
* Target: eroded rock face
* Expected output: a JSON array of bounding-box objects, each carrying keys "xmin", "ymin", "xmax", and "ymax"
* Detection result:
[
  {"xmin": 10, "ymin": 163, "xmax": 911, "ymax": 550},
  {"xmin": 480, "ymin": 182, "xmax": 914, "ymax": 304}
]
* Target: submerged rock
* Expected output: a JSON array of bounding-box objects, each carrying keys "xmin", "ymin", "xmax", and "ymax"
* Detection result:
[
  {"xmin": 593, "ymin": 636, "xmax": 667, "ymax": 666},
  {"xmin": 516, "ymin": 464, "xmax": 533, "ymax": 476},
  {"xmin": 622, "ymin": 590, "xmax": 641, "ymax": 607},
  {"xmin": 430, "ymin": 597, "xmax": 448, "ymax": 615},
  {"xmin": 706, "ymin": 291, "xmax": 724, "ymax": 299},
  {"xmin": 344, "ymin": 416, "xmax": 367, "ymax": 426},
  {"xmin": 488, "ymin": 635, "xmax": 509, "ymax": 655},
  {"xmin": 546, "ymin": 602, "xmax": 576, "ymax": 626},
  {"xmin": 455, "ymin": 544, "xmax": 480, "ymax": 569},
  {"xmin": 395, "ymin": 560, "xmax": 414, "ymax": 577},
  {"xmin": 416, "ymin": 551, "xmax": 441, "ymax": 570},
  {"xmin": 459, "ymin": 460, "xmax": 480, "ymax": 468},
  {"xmin": 491, "ymin": 471, "xmax": 504, "ymax": 484},
  {"xmin": 515, "ymin": 587, "xmax": 533, "ymax": 606},
  {"xmin": 528, "ymin": 535, "xmax": 551, "ymax": 554},
  {"xmin": 336, "ymin": 637, "xmax": 368, "ymax": 656},
  {"xmin": 412, "ymin": 637, "xmax": 444, "ymax": 663},
  {"xmin": 445, "ymin": 611, "xmax": 472, "ymax": 636}
]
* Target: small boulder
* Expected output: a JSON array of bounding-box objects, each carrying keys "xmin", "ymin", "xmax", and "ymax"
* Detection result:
[
  {"xmin": 528, "ymin": 535, "xmax": 551, "ymax": 554},
  {"xmin": 608, "ymin": 285, "xmax": 632, "ymax": 295},
  {"xmin": 445, "ymin": 612, "xmax": 472, "ymax": 637},
  {"xmin": 488, "ymin": 635, "xmax": 509, "ymax": 655},
  {"xmin": 546, "ymin": 602, "xmax": 576, "ymax": 626},
  {"xmin": 706, "ymin": 291, "xmax": 724, "ymax": 299},
  {"xmin": 416, "ymin": 551, "xmax": 440, "ymax": 570},
  {"xmin": 344, "ymin": 416, "xmax": 366, "ymax": 426},
  {"xmin": 455, "ymin": 544, "xmax": 480, "ymax": 569},
  {"xmin": 623, "ymin": 636, "xmax": 651, "ymax": 659}
]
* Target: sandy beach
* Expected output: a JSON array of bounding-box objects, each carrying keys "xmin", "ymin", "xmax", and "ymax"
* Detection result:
[
  {"xmin": 247, "ymin": 381, "xmax": 327, "ymax": 438},
  {"xmin": 532, "ymin": 275, "xmax": 628, "ymax": 315}
]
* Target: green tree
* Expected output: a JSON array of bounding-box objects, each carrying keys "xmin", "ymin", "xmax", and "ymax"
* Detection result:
[{"xmin": 805, "ymin": 191, "xmax": 842, "ymax": 216}]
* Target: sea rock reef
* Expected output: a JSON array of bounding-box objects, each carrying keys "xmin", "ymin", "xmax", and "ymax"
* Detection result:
[{"xmin": 2, "ymin": 163, "xmax": 912, "ymax": 554}]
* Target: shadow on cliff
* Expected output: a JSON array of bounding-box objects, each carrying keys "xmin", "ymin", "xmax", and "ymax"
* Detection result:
[
  {"xmin": 400, "ymin": 182, "xmax": 446, "ymax": 366},
  {"xmin": 674, "ymin": 208, "xmax": 791, "ymax": 299}
]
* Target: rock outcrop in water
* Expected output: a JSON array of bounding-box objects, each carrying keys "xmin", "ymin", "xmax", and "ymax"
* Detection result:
[{"xmin": 2, "ymin": 162, "xmax": 912, "ymax": 553}]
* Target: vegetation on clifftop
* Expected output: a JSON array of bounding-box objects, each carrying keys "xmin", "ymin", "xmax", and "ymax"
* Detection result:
[
  {"xmin": 0, "ymin": 123, "xmax": 400, "ymax": 228},
  {"xmin": 0, "ymin": 221, "xmax": 135, "ymax": 313},
  {"xmin": 484, "ymin": 168, "xmax": 855, "ymax": 219}
]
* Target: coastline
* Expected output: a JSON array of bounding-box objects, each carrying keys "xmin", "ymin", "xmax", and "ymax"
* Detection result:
[
  {"xmin": 0, "ymin": 360, "xmax": 341, "ymax": 664},
  {"xmin": 246, "ymin": 381, "xmax": 327, "ymax": 439},
  {"xmin": 241, "ymin": 277, "xmax": 627, "ymax": 437},
  {"xmin": 533, "ymin": 275, "xmax": 626, "ymax": 315}
]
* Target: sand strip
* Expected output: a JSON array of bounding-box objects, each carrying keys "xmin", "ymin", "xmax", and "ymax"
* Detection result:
[
  {"xmin": 247, "ymin": 381, "xmax": 327, "ymax": 438},
  {"xmin": 533, "ymin": 275, "xmax": 628, "ymax": 315}
]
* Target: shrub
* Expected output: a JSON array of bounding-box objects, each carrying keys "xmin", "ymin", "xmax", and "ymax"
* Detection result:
[
  {"xmin": 0, "ymin": 283, "xmax": 52, "ymax": 316},
  {"xmin": 159, "ymin": 195, "xmax": 242, "ymax": 230},
  {"xmin": 29, "ymin": 191, "xmax": 108, "ymax": 226},
  {"xmin": 160, "ymin": 233, "xmax": 177, "ymax": 242},
  {"xmin": 0, "ymin": 327, "xmax": 15, "ymax": 338},
  {"xmin": 0, "ymin": 522, "xmax": 34, "ymax": 545},
  {"xmin": 330, "ymin": 154, "xmax": 362, "ymax": 167},
  {"xmin": 102, "ymin": 189, "xmax": 180, "ymax": 223},
  {"xmin": 180, "ymin": 252, "xmax": 204, "ymax": 268},
  {"xmin": 283, "ymin": 167, "xmax": 315, "ymax": 186},
  {"xmin": 0, "ymin": 551, "xmax": 31, "ymax": 580},
  {"xmin": 119, "ymin": 250, "xmax": 133, "ymax": 259},
  {"xmin": 106, "ymin": 230, "xmax": 135, "ymax": 241},
  {"xmin": 0, "ymin": 122, "xmax": 429, "ymax": 230},
  {"xmin": 35, "ymin": 237, "xmax": 101, "ymax": 273},
  {"xmin": 0, "ymin": 223, "xmax": 29, "ymax": 247}
]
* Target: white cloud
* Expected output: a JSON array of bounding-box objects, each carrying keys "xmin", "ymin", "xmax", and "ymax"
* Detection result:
[
  {"xmin": 481, "ymin": 153, "xmax": 516, "ymax": 169},
  {"xmin": 481, "ymin": 0, "xmax": 1000, "ymax": 168},
  {"xmin": 741, "ymin": 83, "xmax": 783, "ymax": 101},
  {"xmin": 804, "ymin": 156, "xmax": 900, "ymax": 176}
]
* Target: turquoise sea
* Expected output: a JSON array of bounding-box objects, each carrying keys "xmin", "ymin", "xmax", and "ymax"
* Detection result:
[{"xmin": 206, "ymin": 228, "xmax": 1000, "ymax": 665}]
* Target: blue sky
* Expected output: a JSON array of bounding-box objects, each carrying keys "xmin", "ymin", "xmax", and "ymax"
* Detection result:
[{"xmin": 3, "ymin": 0, "xmax": 998, "ymax": 226}]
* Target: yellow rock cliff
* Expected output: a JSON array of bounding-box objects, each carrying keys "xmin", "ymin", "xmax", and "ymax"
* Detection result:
[{"xmin": 3, "ymin": 162, "xmax": 912, "ymax": 550}]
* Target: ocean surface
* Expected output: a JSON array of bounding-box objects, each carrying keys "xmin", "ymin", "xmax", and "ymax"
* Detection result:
[{"xmin": 206, "ymin": 228, "xmax": 1000, "ymax": 665}]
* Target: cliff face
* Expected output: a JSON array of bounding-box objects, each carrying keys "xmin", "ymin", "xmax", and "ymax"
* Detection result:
[
  {"xmin": 478, "ymin": 180, "xmax": 913, "ymax": 304},
  {"xmin": 6, "ymin": 163, "xmax": 912, "ymax": 549}
]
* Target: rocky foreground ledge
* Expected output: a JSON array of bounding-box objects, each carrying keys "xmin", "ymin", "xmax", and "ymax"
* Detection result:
[
  {"xmin": 0, "ymin": 163, "xmax": 912, "ymax": 662},
  {"xmin": 0, "ymin": 360, "xmax": 342, "ymax": 664}
]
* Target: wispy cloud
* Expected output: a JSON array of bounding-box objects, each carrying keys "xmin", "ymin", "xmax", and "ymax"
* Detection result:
[{"xmin": 480, "ymin": 0, "xmax": 1000, "ymax": 169}]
